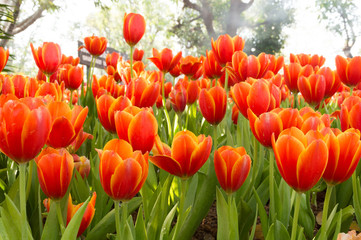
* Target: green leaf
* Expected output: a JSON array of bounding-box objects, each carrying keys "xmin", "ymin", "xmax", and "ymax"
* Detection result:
[
  {"xmin": 298, "ymin": 193, "xmax": 315, "ymax": 239},
  {"xmin": 41, "ymin": 201, "xmax": 60, "ymax": 240},
  {"xmin": 86, "ymin": 209, "xmax": 115, "ymax": 240},
  {"xmin": 159, "ymin": 203, "xmax": 178, "ymax": 240},
  {"xmin": 71, "ymin": 170, "xmax": 89, "ymax": 202},
  {"xmin": 252, "ymin": 187, "xmax": 269, "ymax": 237},
  {"xmin": 248, "ymin": 205, "xmax": 258, "ymax": 240},
  {"xmin": 135, "ymin": 205, "xmax": 148, "ymax": 240},
  {"xmin": 216, "ymin": 187, "xmax": 229, "ymax": 240},
  {"xmin": 61, "ymin": 197, "xmax": 90, "ymax": 240},
  {"xmin": 265, "ymin": 220, "xmax": 290, "ymax": 240}
]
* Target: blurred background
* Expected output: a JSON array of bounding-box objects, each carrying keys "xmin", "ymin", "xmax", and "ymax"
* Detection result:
[{"xmin": 0, "ymin": 0, "xmax": 360, "ymax": 75}]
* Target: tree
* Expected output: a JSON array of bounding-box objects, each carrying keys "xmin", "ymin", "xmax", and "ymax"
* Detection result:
[
  {"xmin": 315, "ymin": 0, "xmax": 360, "ymax": 58},
  {"xmin": 0, "ymin": 0, "xmax": 58, "ymax": 47},
  {"xmin": 171, "ymin": 0, "xmax": 294, "ymax": 54}
]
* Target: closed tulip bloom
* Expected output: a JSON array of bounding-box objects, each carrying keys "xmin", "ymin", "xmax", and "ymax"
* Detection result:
[
  {"xmin": 230, "ymin": 81, "xmax": 251, "ymax": 119},
  {"xmin": 105, "ymin": 52, "xmax": 120, "ymax": 68},
  {"xmin": 232, "ymin": 52, "xmax": 270, "ymax": 81},
  {"xmin": 297, "ymin": 74, "xmax": 326, "ymax": 106},
  {"xmin": 0, "ymin": 98, "xmax": 52, "ymax": 163},
  {"xmin": 272, "ymin": 127, "xmax": 328, "ymax": 192},
  {"xmin": 81, "ymin": 36, "xmax": 107, "ymax": 56},
  {"xmin": 36, "ymin": 147, "xmax": 74, "ymax": 199},
  {"xmin": 66, "ymin": 192, "xmax": 97, "ymax": 237},
  {"xmin": 59, "ymin": 64, "xmax": 84, "ymax": 90},
  {"xmin": 35, "ymin": 81, "xmax": 63, "ymax": 102},
  {"xmin": 283, "ymin": 62, "xmax": 302, "ymax": 93},
  {"xmin": 214, "ymin": 146, "xmax": 251, "ymax": 193},
  {"xmin": 199, "ymin": 86, "xmax": 227, "ymax": 125},
  {"xmin": 61, "ymin": 54, "xmax": 80, "ymax": 66},
  {"xmin": 98, "ymin": 139, "xmax": 148, "ymax": 201},
  {"xmin": 133, "ymin": 48, "xmax": 144, "ymax": 61},
  {"xmin": 322, "ymin": 128, "xmax": 361, "ymax": 185},
  {"xmin": 248, "ymin": 109, "xmax": 283, "ymax": 147},
  {"xmin": 148, "ymin": 48, "xmax": 182, "ymax": 73},
  {"xmin": 274, "ymin": 108, "xmax": 303, "ymax": 129},
  {"xmin": 176, "ymin": 77, "xmax": 200, "ymax": 105},
  {"xmin": 47, "ymin": 102, "xmax": 88, "ymax": 148},
  {"xmin": 2, "ymin": 75, "xmax": 27, "ymax": 98},
  {"xmin": 265, "ymin": 54, "xmax": 284, "ymax": 74},
  {"xmin": 126, "ymin": 77, "xmax": 160, "ymax": 108},
  {"xmin": 340, "ymin": 96, "xmax": 361, "ymax": 132},
  {"xmin": 96, "ymin": 95, "xmax": 132, "ymax": 133},
  {"xmin": 123, "ymin": 13, "xmax": 146, "ymax": 46},
  {"xmin": 169, "ymin": 85, "xmax": 188, "ymax": 113},
  {"xmin": 211, "ymin": 34, "xmax": 245, "ymax": 67},
  {"xmin": 336, "ymin": 55, "xmax": 361, "ymax": 88},
  {"xmin": 30, "ymin": 42, "xmax": 62, "ymax": 76},
  {"xmin": 0, "ymin": 47, "xmax": 9, "ymax": 72},
  {"xmin": 316, "ymin": 67, "xmax": 341, "ymax": 98},
  {"xmin": 150, "ymin": 130, "xmax": 212, "ymax": 179},
  {"xmin": 115, "ymin": 107, "xmax": 158, "ymax": 154}
]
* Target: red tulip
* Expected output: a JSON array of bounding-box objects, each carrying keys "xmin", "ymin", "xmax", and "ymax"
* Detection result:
[
  {"xmin": 283, "ymin": 62, "xmax": 302, "ymax": 93},
  {"xmin": 115, "ymin": 107, "xmax": 158, "ymax": 154},
  {"xmin": 176, "ymin": 77, "xmax": 200, "ymax": 105},
  {"xmin": 169, "ymin": 85, "xmax": 187, "ymax": 113},
  {"xmin": 0, "ymin": 47, "xmax": 9, "ymax": 72},
  {"xmin": 335, "ymin": 55, "xmax": 361, "ymax": 87},
  {"xmin": 340, "ymin": 96, "xmax": 361, "ymax": 132},
  {"xmin": 0, "ymin": 97, "xmax": 52, "ymax": 163},
  {"xmin": 290, "ymin": 53, "xmax": 325, "ymax": 69},
  {"xmin": 232, "ymin": 52, "xmax": 270, "ymax": 81},
  {"xmin": 316, "ymin": 67, "xmax": 341, "ymax": 98},
  {"xmin": 92, "ymin": 75, "xmax": 124, "ymax": 99},
  {"xmin": 150, "ymin": 130, "xmax": 212, "ymax": 179},
  {"xmin": 30, "ymin": 42, "xmax": 62, "ymax": 76},
  {"xmin": 126, "ymin": 77, "xmax": 160, "ymax": 108},
  {"xmin": 322, "ymin": 128, "xmax": 361, "ymax": 185},
  {"xmin": 98, "ymin": 139, "xmax": 148, "ymax": 201},
  {"xmin": 179, "ymin": 56, "xmax": 203, "ymax": 79},
  {"xmin": 59, "ymin": 64, "xmax": 84, "ymax": 90},
  {"xmin": 265, "ymin": 54, "xmax": 284, "ymax": 74},
  {"xmin": 273, "ymin": 108, "xmax": 303, "ymax": 129},
  {"xmin": 203, "ymin": 50, "xmax": 223, "ymax": 79},
  {"xmin": 211, "ymin": 34, "xmax": 245, "ymax": 67},
  {"xmin": 36, "ymin": 147, "xmax": 74, "ymax": 199},
  {"xmin": 297, "ymin": 74, "xmax": 326, "ymax": 106},
  {"xmin": 61, "ymin": 54, "xmax": 80, "ymax": 66},
  {"xmin": 106, "ymin": 52, "xmax": 120, "ymax": 68},
  {"xmin": 81, "ymin": 36, "xmax": 107, "ymax": 57},
  {"xmin": 133, "ymin": 48, "xmax": 144, "ymax": 61},
  {"xmin": 230, "ymin": 81, "xmax": 251, "ymax": 119},
  {"xmin": 148, "ymin": 48, "xmax": 182, "ymax": 73},
  {"xmin": 248, "ymin": 109, "xmax": 283, "ymax": 147},
  {"xmin": 199, "ymin": 86, "xmax": 227, "ymax": 125},
  {"xmin": 123, "ymin": 13, "xmax": 146, "ymax": 46},
  {"xmin": 214, "ymin": 146, "xmax": 251, "ymax": 193},
  {"xmin": 69, "ymin": 128, "xmax": 93, "ymax": 154}
]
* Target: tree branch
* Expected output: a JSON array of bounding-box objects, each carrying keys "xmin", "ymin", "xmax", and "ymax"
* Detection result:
[{"xmin": 12, "ymin": 8, "xmax": 44, "ymax": 34}]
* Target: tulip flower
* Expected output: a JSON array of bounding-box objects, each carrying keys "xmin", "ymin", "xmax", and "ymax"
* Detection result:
[
  {"xmin": 199, "ymin": 86, "xmax": 227, "ymax": 125},
  {"xmin": 336, "ymin": 55, "xmax": 361, "ymax": 88},
  {"xmin": 1, "ymin": 75, "xmax": 28, "ymax": 98},
  {"xmin": 69, "ymin": 128, "xmax": 93, "ymax": 154},
  {"xmin": 230, "ymin": 81, "xmax": 251, "ymax": 119},
  {"xmin": 203, "ymin": 50, "xmax": 223, "ymax": 79},
  {"xmin": 73, "ymin": 154, "xmax": 91, "ymax": 179},
  {"xmin": 274, "ymin": 108, "xmax": 303, "ymax": 129},
  {"xmin": 47, "ymin": 101, "xmax": 88, "ymax": 148},
  {"xmin": 169, "ymin": 85, "xmax": 188, "ymax": 113},
  {"xmin": 81, "ymin": 35, "xmax": 107, "ymax": 57},
  {"xmin": 214, "ymin": 146, "xmax": 251, "ymax": 193},
  {"xmin": 176, "ymin": 77, "xmax": 200, "ymax": 105},
  {"xmin": 322, "ymin": 128, "xmax": 361, "ymax": 185},
  {"xmin": 96, "ymin": 95, "xmax": 132, "ymax": 133},
  {"xmin": 59, "ymin": 64, "xmax": 84, "ymax": 90},
  {"xmin": 211, "ymin": 34, "xmax": 245, "ymax": 67},
  {"xmin": 179, "ymin": 55, "xmax": 203, "ymax": 79},
  {"xmin": 232, "ymin": 52, "xmax": 270, "ymax": 82},
  {"xmin": 0, "ymin": 98, "xmax": 52, "ymax": 163},
  {"xmin": 106, "ymin": 52, "xmax": 120, "ymax": 68},
  {"xmin": 98, "ymin": 139, "xmax": 148, "ymax": 201},
  {"xmin": 123, "ymin": 13, "xmax": 146, "ymax": 47},
  {"xmin": 126, "ymin": 77, "xmax": 160, "ymax": 108},
  {"xmin": 61, "ymin": 54, "xmax": 80, "ymax": 66},
  {"xmin": 272, "ymin": 127, "xmax": 328, "ymax": 192},
  {"xmin": 0, "ymin": 47, "xmax": 9, "ymax": 72},
  {"xmin": 265, "ymin": 54, "xmax": 284, "ymax": 74},
  {"xmin": 35, "ymin": 81, "xmax": 63, "ymax": 102},
  {"xmin": 150, "ymin": 130, "xmax": 212, "ymax": 179},
  {"xmin": 297, "ymin": 74, "xmax": 326, "ymax": 106},
  {"xmin": 30, "ymin": 42, "xmax": 62, "ymax": 77},
  {"xmin": 316, "ymin": 67, "xmax": 341, "ymax": 98},
  {"xmin": 92, "ymin": 75, "xmax": 124, "ymax": 99},
  {"xmin": 283, "ymin": 62, "xmax": 302, "ymax": 93},
  {"xmin": 340, "ymin": 96, "xmax": 361, "ymax": 132},
  {"xmin": 115, "ymin": 107, "xmax": 158, "ymax": 154},
  {"xmin": 290, "ymin": 53, "xmax": 325, "ymax": 69},
  {"xmin": 36, "ymin": 147, "xmax": 74, "ymax": 199},
  {"xmin": 148, "ymin": 48, "xmax": 182, "ymax": 73},
  {"xmin": 248, "ymin": 109, "xmax": 283, "ymax": 147}
]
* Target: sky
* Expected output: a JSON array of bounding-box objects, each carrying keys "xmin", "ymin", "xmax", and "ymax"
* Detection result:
[{"xmin": 8, "ymin": 0, "xmax": 361, "ymax": 73}]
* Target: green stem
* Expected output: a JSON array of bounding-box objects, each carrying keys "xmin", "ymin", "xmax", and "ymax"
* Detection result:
[
  {"xmin": 173, "ymin": 179, "xmax": 188, "ymax": 240},
  {"xmin": 178, "ymin": 113, "xmax": 183, "ymax": 131},
  {"xmin": 269, "ymin": 151, "xmax": 275, "ymax": 223},
  {"xmin": 69, "ymin": 90, "xmax": 73, "ymax": 108},
  {"xmin": 87, "ymin": 56, "xmax": 96, "ymax": 91},
  {"xmin": 114, "ymin": 201, "xmax": 121, "ymax": 240},
  {"xmin": 19, "ymin": 163, "xmax": 27, "ymax": 240},
  {"xmin": 293, "ymin": 92, "xmax": 298, "ymax": 109},
  {"xmin": 291, "ymin": 192, "xmax": 301, "ymax": 240},
  {"xmin": 185, "ymin": 105, "xmax": 190, "ymax": 130},
  {"xmin": 213, "ymin": 124, "xmax": 218, "ymax": 151},
  {"xmin": 130, "ymin": 46, "xmax": 134, "ymax": 79},
  {"xmin": 321, "ymin": 184, "xmax": 333, "ymax": 236},
  {"xmin": 121, "ymin": 201, "xmax": 128, "ymax": 238},
  {"xmin": 350, "ymin": 87, "xmax": 354, "ymax": 96},
  {"xmin": 46, "ymin": 74, "xmax": 50, "ymax": 83},
  {"xmin": 38, "ymin": 186, "xmax": 43, "ymax": 236},
  {"xmin": 161, "ymin": 72, "xmax": 173, "ymax": 142},
  {"xmin": 56, "ymin": 200, "xmax": 65, "ymax": 235},
  {"xmin": 224, "ymin": 70, "xmax": 229, "ymax": 94},
  {"xmin": 25, "ymin": 161, "xmax": 33, "ymax": 200}
]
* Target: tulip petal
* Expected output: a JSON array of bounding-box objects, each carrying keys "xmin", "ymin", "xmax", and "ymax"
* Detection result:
[
  {"xmin": 103, "ymin": 139, "xmax": 133, "ymax": 160},
  {"xmin": 48, "ymin": 117, "xmax": 75, "ymax": 148},
  {"xmin": 189, "ymin": 136, "xmax": 212, "ymax": 176},
  {"xmin": 99, "ymin": 150, "xmax": 122, "ymax": 197},
  {"xmin": 149, "ymin": 155, "xmax": 182, "ymax": 177}
]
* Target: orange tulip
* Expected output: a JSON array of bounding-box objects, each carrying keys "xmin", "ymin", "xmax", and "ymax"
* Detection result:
[
  {"xmin": 69, "ymin": 128, "xmax": 93, "ymax": 154},
  {"xmin": 316, "ymin": 67, "xmax": 341, "ymax": 98},
  {"xmin": 335, "ymin": 55, "xmax": 361, "ymax": 87},
  {"xmin": 47, "ymin": 101, "xmax": 88, "ymax": 148},
  {"xmin": 123, "ymin": 13, "xmax": 146, "ymax": 46},
  {"xmin": 0, "ymin": 98, "xmax": 52, "ymax": 163},
  {"xmin": 265, "ymin": 54, "xmax": 284, "ymax": 74},
  {"xmin": 73, "ymin": 154, "xmax": 91, "ymax": 179},
  {"xmin": 169, "ymin": 85, "xmax": 187, "ymax": 113},
  {"xmin": 322, "ymin": 128, "xmax": 361, "ymax": 185},
  {"xmin": 214, "ymin": 146, "xmax": 251, "ymax": 193},
  {"xmin": 36, "ymin": 147, "xmax": 74, "ymax": 199},
  {"xmin": 176, "ymin": 77, "xmax": 200, "ymax": 105},
  {"xmin": 133, "ymin": 48, "xmax": 144, "ymax": 61},
  {"xmin": 98, "ymin": 139, "xmax": 148, "ymax": 201},
  {"xmin": 169, "ymin": 62, "xmax": 182, "ymax": 78},
  {"xmin": 148, "ymin": 48, "xmax": 182, "ymax": 73},
  {"xmin": 211, "ymin": 34, "xmax": 245, "ymax": 67},
  {"xmin": 81, "ymin": 36, "xmax": 107, "ymax": 57},
  {"xmin": 272, "ymin": 127, "xmax": 328, "ymax": 192},
  {"xmin": 248, "ymin": 109, "xmax": 283, "ymax": 147},
  {"xmin": 179, "ymin": 55, "xmax": 203, "ymax": 79},
  {"xmin": 0, "ymin": 47, "xmax": 9, "ymax": 72},
  {"xmin": 340, "ymin": 96, "xmax": 361, "ymax": 132},
  {"xmin": 1, "ymin": 75, "xmax": 28, "ymax": 98},
  {"xmin": 290, "ymin": 53, "xmax": 325, "ymax": 69},
  {"xmin": 115, "ymin": 107, "xmax": 158, "ymax": 154},
  {"xmin": 126, "ymin": 77, "xmax": 160, "ymax": 108},
  {"xmin": 35, "ymin": 81, "xmax": 63, "ymax": 102},
  {"xmin": 59, "ymin": 64, "xmax": 84, "ymax": 90},
  {"xmin": 150, "ymin": 130, "xmax": 212, "ymax": 179},
  {"xmin": 203, "ymin": 50, "xmax": 223, "ymax": 79},
  {"xmin": 199, "ymin": 86, "xmax": 227, "ymax": 125},
  {"xmin": 106, "ymin": 52, "xmax": 120, "ymax": 69},
  {"xmin": 283, "ymin": 62, "xmax": 302, "ymax": 93},
  {"xmin": 61, "ymin": 54, "xmax": 80, "ymax": 66},
  {"xmin": 297, "ymin": 74, "xmax": 326, "ymax": 106},
  {"xmin": 96, "ymin": 95, "xmax": 131, "ymax": 133},
  {"xmin": 232, "ymin": 52, "xmax": 270, "ymax": 82},
  {"xmin": 30, "ymin": 42, "xmax": 62, "ymax": 76},
  {"xmin": 273, "ymin": 108, "xmax": 303, "ymax": 129},
  {"xmin": 92, "ymin": 75, "xmax": 124, "ymax": 99},
  {"xmin": 230, "ymin": 81, "xmax": 251, "ymax": 119}
]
